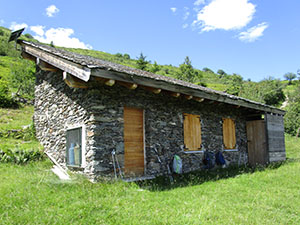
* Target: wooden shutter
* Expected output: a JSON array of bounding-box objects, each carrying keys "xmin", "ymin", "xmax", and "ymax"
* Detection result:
[
  {"xmin": 183, "ymin": 113, "xmax": 202, "ymax": 151},
  {"xmin": 223, "ymin": 118, "xmax": 236, "ymax": 149}
]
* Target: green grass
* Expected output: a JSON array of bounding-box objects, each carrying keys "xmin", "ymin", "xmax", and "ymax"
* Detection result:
[
  {"xmin": 0, "ymin": 105, "xmax": 33, "ymax": 131},
  {"xmin": 0, "ymin": 135, "xmax": 300, "ymax": 224},
  {"xmin": 0, "ymin": 137, "xmax": 41, "ymax": 151},
  {"xmin": 0, "ymin": 105, "xmax": 41, "ymax": 151}
]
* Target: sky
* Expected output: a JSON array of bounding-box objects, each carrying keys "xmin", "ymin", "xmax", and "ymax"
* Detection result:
[{"xmin": 1, "ymin": 0, "xmax": 300, "ymax": 81}]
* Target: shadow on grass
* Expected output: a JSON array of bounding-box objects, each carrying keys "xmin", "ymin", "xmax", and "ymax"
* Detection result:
[{"xmin": 136, "ymin": 160, "xmax": 290, "ymax": 192}]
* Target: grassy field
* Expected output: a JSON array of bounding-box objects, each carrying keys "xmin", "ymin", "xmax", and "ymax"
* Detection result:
[
  {"xmin": 0, "ymin": 105, "xmax": 41, "ymax": 151},
  {"xmin": 0, "ymin": 134, "xmax": 299, "ymax": 224}
]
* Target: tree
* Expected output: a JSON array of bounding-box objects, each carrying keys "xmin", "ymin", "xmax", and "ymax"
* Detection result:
[
  {"xmin": 284, "ymin": 84, "xmax": 300, "ymax": 135},
  {"xmin": 297, "ymin": 69, "xmax": 300, "ymax": 79},
  {"xmin": 217, "ymin": 69, "xmax": 226, "ymax": 76},
  {"xmin": 10, "ymin": 59, "xmax": 35, "ymax": 98},
  {"xmin": 24, "ymin": 33, "xmax": 34, "ymax": 39},
  {"xmin": 136, "ymin": 52, "xmax": 149, "ymax": 71},
  {"xmin": 239, "ymin": 77, "xmax": 285, "ymax": 106},
  {"xmin": 149, "ymin": 61, "xmax": 160, "ymax": 73},
  {"xmin": 176, "ymin": 56, "xmax": 202, "ymax": 83},
  {"xmin": 203, "ymin": 67, "xmax": 214, "ymax": 73},
  {"xmin": 225, "ymin": 74, "xmax": 243, "ymax": 96},
  {"xmin": 123, "ymin": 53, "xmax": 130, "ymax": 60},
  {"xmin": 284, "ymin": 72, "xmax": 296, "ymax": 85}
]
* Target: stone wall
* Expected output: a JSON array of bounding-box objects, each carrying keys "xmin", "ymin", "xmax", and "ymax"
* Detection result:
[{"xmin": 35, "ymin": 69, "xmax": 248, "ymax": 181}]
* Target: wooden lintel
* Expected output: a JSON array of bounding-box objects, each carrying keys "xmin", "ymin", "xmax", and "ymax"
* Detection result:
[
  {"xmin": 63, "ymin": 72, "xmax": 89, "ymax": 89},
  {"xmin": 184, "ymin": 95, "xmax": 193, "ymax": 100},
  {"xmin": 38, "ymin": 59, "xmax": 59, "ymax": 72},
  {"xmin": 94, "ymin": 77, "xmax": 115, "ymax": 86},
  {"xmin": 21, "ymin": 51, "xmax": 36, "ymax": 62},
  {"xmin": 194, "ymin": 97, "xmax": 204, "ymax": 102},
  {"xmin": 141, "ymin": 86, "xmax": 161, "ymax": 94},
  {"xmin": 118, "ymin": 81, "xmax": 138, "ymax": 90}
]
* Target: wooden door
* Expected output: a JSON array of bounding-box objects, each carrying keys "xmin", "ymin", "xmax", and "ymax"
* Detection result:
[
  {"xmin": 246, "ymin": 120, "xmax": 268, "ymax": 166},
  {"xmin": 124, "ymin": 107, "xmax": 144, "ymax": 176}
]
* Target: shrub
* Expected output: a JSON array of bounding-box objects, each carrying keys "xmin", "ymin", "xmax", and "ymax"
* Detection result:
[
  {"xmin": 0, "ymin": 123, "xmax": 36, "ymax": 141},
  {"xmin": 123, "ymin": 53, "xmax": 130, "ymax": 60},
  {"xmin": 0, "ymin": 78, "xmax": 18, "ymax": 108},
  {"xmin": 0, "ymin": 148, "xmax": 44, "ymax": 164},
  {"xmin": 10, "ymin": 59, "xmax": 35, "ymax": 98},
  {"xmin": 115, "ymin": 53, "xmax": 123, "ymax": 58}
]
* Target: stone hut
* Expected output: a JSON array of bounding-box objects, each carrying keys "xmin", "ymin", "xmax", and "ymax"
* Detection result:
[{"xmin": 19, "ymin": 40, "xmax": 286, "ymax": 181}]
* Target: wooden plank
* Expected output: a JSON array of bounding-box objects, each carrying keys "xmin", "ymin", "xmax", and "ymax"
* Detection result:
[
  {"xmin": 92, "ymin": 69, "xmax": 285, "ymax": 115},
  {"xmin": 124, "ymin": 107, "xmax": 144, "ymax": 176}
]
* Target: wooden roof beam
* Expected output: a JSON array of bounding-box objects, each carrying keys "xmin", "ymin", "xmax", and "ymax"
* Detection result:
[
  {"xmin": 37, "ymin": 58, "xmax": 59, "ymax": 72},
  {"xmin": 94, "ymin": 77, "xmax": 115, "ymax": 86},
  {"xmin": 163, "ymin": 90, "xmax": 180, "ymax": 98},
  {"xmin": 63, "ymin": 72, "xmax": 89, "ymax": 89},
  {"xmin": 141, "ymin": 86, "xmax": 161, "ymax": 94},
  {"xmin": 118, "ymin": 81, "xmax": 138, "ymax": 90},
  {"xmin": 170, "ymin": 92, "xmax": 180, "ymax": 98},
  {"xmin": 194, "ymin": 97, "xmax": 204, "ymax": 102},
  {"xmin": 184, "ymin": 95, "xmax": 193, "ymax": 100},
  {"xmin": 21, "ymin": 51, "xmax": 36, "ymax": 62}
]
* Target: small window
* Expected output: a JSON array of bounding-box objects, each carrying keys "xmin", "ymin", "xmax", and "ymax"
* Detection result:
[
  {"xmin": 222, "ymin": 118, "xmax": 236, "ymax": 149},
  {"xmin": 183, "ymin": 113, "xmax": 202, "ymax": 151},
  {"xmin": 66, "ymin": 127, "xmax": 82, "ymax": 167}
]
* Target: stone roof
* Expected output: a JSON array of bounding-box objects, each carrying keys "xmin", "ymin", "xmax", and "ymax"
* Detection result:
[{"xmin": 18, "ymin": 40, "xmax": 285, "ymax": 115}]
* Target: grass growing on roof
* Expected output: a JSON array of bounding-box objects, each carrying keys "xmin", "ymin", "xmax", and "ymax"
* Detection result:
[{"xmin": 0, "ymin": 136, "xmax": 300, "ymax": 224}]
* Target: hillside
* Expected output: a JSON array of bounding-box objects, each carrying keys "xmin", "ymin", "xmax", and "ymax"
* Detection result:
[
  {"xmin": 2, "ymin": 25, "xmax": 300, "ymax": 135},
  {"xmin": 0, "ymin": 26, "xmax": 290, "ymax": 103}
]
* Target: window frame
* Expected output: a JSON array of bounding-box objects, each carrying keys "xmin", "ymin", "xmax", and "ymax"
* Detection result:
[{"xmin": 65, "ymin": 124, "xmax": 86, "ymax": 168}]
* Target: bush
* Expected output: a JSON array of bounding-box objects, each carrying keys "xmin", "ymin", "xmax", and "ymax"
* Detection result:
[
  {"xmin": 0, "ymin": 148, "xmax": 44, "ymax": 164},
  {"xmin": 284, "ymin": 85, "xmax": 300, "ymax": 136},
  {"xmin": 0, "ymin": 78, "xmax": 18, "ymax": 108},
  {"xmin": 123, "ymin": 53, "xmax": 130, "ymax": 60},
  {"xmin": 0, "ymin": 123, "xmax": 36, "ymax": 141},
  {"xmin": 10, "ymin": 59, "xmax": 35, "ymax": 98}
]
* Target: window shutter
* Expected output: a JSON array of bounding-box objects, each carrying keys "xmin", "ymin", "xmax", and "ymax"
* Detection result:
[
  {"xmin": 184, "ymin": 113, "xmax": 202, "ymax": 151},
  {"xmin": 222, "ymin": 118, "xmax": 236, "ymax": 149}
]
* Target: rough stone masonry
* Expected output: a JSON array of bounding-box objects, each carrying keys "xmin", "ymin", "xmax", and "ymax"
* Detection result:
[{"xmin": 34, "ymin": 68, "xmax": 248, "ymax": 181}]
